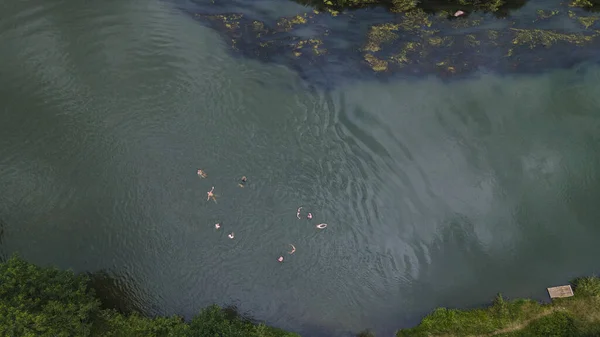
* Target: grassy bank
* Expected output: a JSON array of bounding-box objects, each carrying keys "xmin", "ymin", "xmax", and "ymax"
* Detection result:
[
  {"xmin": 396, "ymin": 277, "xmax": 600, "ymax": 337},
  {"xmin": 0, "ymin": 256, "xmax": 298, "ymax": 337}
]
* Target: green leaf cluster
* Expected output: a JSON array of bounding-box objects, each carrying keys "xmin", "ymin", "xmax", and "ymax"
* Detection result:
[
  {"xmin": 0, "ymin": 256, "xmax": 100, "ymax": 337},
  {"xmin": 397, "ymin": 278, "xmax": 600, "ymax": 336},
  {"xmin": 0, "ymin": 256, "xmax": 299, "ymax": 337},
  {"xmin": 94, "ymin": 305, "xmax": 299, "ymax": 337}
]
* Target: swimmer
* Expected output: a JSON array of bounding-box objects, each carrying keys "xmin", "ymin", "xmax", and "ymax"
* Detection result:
[
  {"xmin": 278, "ymin": 256, "xmax": 284, "ymax": 262},
  {"xmin": 197, "ymin": 169, "xmax": 207, "ymax": 178},
  {"xmin": 207, "ymin": 186, "xmax": 217, "ymax": 202},
  {"xmin": 238, "ymin": 176, "xmax": 247, "ymax": 188},
  {"xmin": 307, "ymin": 212, "xmax": 313, "ymax": 220},
  {"xmin": 288, "ymin": 244, "xmax": 296, "ymax": 255},
  {"xmin": 296, "ymin": 207, "xmax": 302, "ymax": 219},
  {"xmin": 228, "ymin": 232, "xmax": 234, "ymax": 239},
  {"xmin": 215, "ymin": 223, "xmax": 221, "ymax": 229},
  {"xmin": 316, "ymin": 223, "xmax": 327, "ymax": 229}
]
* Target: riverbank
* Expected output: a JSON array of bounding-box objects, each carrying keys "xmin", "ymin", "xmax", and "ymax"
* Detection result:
[
  {"xmin": 3, "ymin": 255, "xmax": 600, "ymax": 336},
  {"xmin": 0, "ymin": 256, "xmax": 299, "ymax": 337},
  {"xmin": 396, "ymin": 277, "xmax": 600, "ymax": 336}
]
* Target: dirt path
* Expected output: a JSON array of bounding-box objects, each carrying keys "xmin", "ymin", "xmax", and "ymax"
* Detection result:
[{"xmin": 485, "ymin": 308, "xmax": 564, "ymax": 336}]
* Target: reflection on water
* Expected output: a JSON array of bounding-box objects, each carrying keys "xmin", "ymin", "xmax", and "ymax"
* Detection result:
[
  {"xmin": 1, "ymin": 0, "xmax": 600, "ymax": 336},
  {"xmin": 88, "ymin": 270, "xmax": 151, "ymax": 313}
]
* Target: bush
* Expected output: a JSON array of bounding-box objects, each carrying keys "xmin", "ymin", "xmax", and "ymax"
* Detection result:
[
  {"xmin": 0, "ymin": 255, "xmax": 100, "ymax": 337},
  {"xmin": 573, "ymin": 277, "xmax": 600, "ymax": 297},
  {"xmin": 93, "ymin": 310, "xmax": 189, "ymax": 337},
  {"xmin": 188, "ymin": 305, "xmax": 299, "ymax": 337},
  {"xmin": 508, "ymin": 311, "xmax": 578, "ymax": 337},
  {"xmin": 0, "ymin": 256, "xmax": 299, "ymax": 337},
  {"xmin": 396, "ymin": 298, "xmax": 545, "ymax": 337}
]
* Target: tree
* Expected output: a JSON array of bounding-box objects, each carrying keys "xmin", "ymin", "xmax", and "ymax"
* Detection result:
[{"xmin": 0, "ymin": 256, "xmax": 100, "ymax": 337}]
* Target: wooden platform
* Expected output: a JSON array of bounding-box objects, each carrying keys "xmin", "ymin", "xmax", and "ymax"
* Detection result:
[{"xmin": 547, "ymin": 285, "xmax": 574, "ymax": 299}]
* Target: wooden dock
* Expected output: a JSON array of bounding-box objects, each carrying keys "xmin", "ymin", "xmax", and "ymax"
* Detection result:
[{"xmin": 547, "ymin": 285, "xmax": 574, "ymax": 299}]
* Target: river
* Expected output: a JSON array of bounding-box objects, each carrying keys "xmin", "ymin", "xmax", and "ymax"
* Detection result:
[{"xmin": 1, "ymin": 0, "xmax": 600, "ymax": 336}]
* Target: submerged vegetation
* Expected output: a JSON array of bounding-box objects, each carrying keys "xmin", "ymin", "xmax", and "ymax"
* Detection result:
[
  {"xmin": 0, "ymin": 256, "xmax": 298, "ymax": 337},
  {"xmin": 570, "ymin": 0, "xmax": 600, "ymax": 11},
  {"xmin": 194, "ymin": 0, "xmax": 600, "ymax": 78},
  {"xmin": 396, "ymin": 277, "xmax": 600, "ymax": 336},
  {"xmin": 292, "ymin": 0, "xmax": 600, "ymax": 13},
  {"xmin": 293, "ymin": 0, "xmax": 528, "ymax": 14}
]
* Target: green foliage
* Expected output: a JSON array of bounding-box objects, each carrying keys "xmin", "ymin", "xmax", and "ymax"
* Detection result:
[
  {"xmin": 188, "ymin": 305, "xmax": 299, "ymax": 337},
  {"xmin": 511, "ymin": 311, "xmax": 578, "ymax": 337},
  {"xmin": 93, "ymin": 310, "xmax": 189, "ymax": 337},
  {"xmin": 0, "ymin": 255, "xmax": 100, "ymax": 337},
  {"xmin": 93, "ymin": 306, "xmax": 298, "ymax": 337},
  {"xmin": 398, "ymin": 278, "xmax": 600, "ymax": 336},
  {"xmin": 496, "ymin": 311, "xmax": 583, "ymax": 337},
  {"xmin": 8, "ymin": 255, "xmax": 600, "ymax": 337},
  {"xmin": 493, "ymin": 293, "xmax": 509, "ymax": 317},
  {"xmin": 573, "ymin": 277, "xmax": 600, "ymax": 297},
  {"xmin": 0, "ymin": 256, "xmax": 299, "ymax": 337},
  {"xmin": 396, "ymin": 298, "xmax": 545, "ymax": 337}
]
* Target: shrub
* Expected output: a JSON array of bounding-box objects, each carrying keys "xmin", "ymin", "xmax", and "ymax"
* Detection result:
[
  {"xmin": 573, "ymin": 277, "xmax": 600, "ymax": 297},
  {"xmin": 0, "ymin": 256, "xmax": 299, "ymax": 337},
  {"xmin": 188, "ymin": 305, "xmax": 298, "ymax": 337},
  {"xmin": 0, "ymin": 255, "xmax": 100, "ymax": 337},
  {"xmin": 517, "ymin": 311, "xmax": 578, "ymax": 337},
  {"xmin": 93, "ymin": 310, "xmax": 189, "ymax": 337}
]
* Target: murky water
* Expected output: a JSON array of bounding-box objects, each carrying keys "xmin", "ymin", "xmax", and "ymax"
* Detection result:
[{"xmin": 2, "ymin": 0, "xmax": 600, "ymax": 336}]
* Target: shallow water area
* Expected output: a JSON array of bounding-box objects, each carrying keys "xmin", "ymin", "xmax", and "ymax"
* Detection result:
[
  {"xmin": 2, "ymin": 0, "xmax": 600, "ymax": 336},
  {"xmin": 184, "ymin": 0, "xmax": 600, "ymax": 85}
]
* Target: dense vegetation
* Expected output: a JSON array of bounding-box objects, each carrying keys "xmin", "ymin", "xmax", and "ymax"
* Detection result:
[
  {"xmin": 396, "ymin": 277, "xmax": 600, "ymax": 337},
  {"xmin": 0, "ymin": 256, "xmax": 298, "ymax": 337}
]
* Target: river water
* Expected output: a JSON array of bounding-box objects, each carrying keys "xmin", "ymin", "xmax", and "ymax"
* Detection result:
[{"xmin": 2, "ymin": 0, "xmax": 600, "ymax": 336}]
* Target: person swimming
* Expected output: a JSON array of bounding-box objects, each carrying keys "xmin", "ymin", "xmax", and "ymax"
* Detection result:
[
  {"xmin": 228, "ymin": 232, "xmax": 234, "ymax": 239},
  {"xmin": 207, "ymin": 186, "xmax": 217, "ymax": 202},
  {"xmin": 296, "ymin": 207, "xmax": 302, "ymax": 219},
  {"xmin": 215, "ymin": 223, "xmax": 221, "ymax": 229},
  {"xmin": 288, "ymin": 244, "xmax": 296, "ymax": 255},
  {"xmin": 238, "ymin": 176, "xmax": 247, "ymax": 188},
  {"xmin": 197, "ymin": 169, "xmax": 207, "ymax": 178},
  {"xmin": 316, "ymin": 223, "xmax": 327, "ymax": 229},
  {"xmin": 307, "ymin": 212, "xmax": 313, "ymax": 220},
  {"xmin": 278, "ymin": 256, "xmax": 284, "ymax": 262}
]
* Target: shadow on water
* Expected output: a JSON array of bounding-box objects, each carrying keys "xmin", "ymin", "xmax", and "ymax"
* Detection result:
[
  {"xmin": 87, "ymin": 271, "xmax": 339, "ymax": 335},
  {"xmin": 220, "ymin": 305, "xmax": 339, "ymax": 335},
  {"xmin": 88, "ymin": 271, "xmax": 149, "ymax": 314},
  {"xmin": 0, "ymin": 218, "xmax": 5, "ymax": 262}
]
